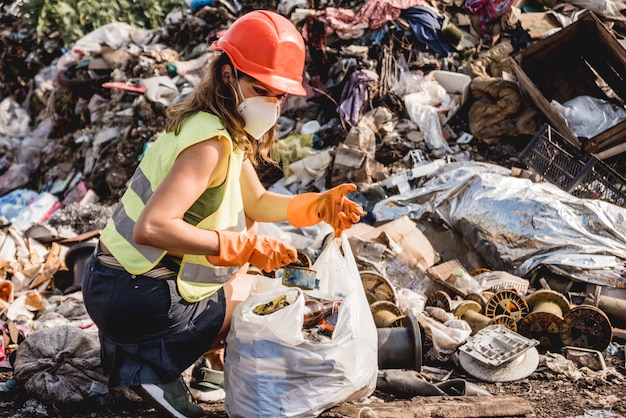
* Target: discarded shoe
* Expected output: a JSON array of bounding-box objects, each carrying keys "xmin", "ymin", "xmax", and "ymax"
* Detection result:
[
  {"xmin": 189, "ymin": 359, "xmax": 225, "ymax": 402},
  {"xmin": 133, "ymin": 376, "xmax": 205, "ymax": 418}
]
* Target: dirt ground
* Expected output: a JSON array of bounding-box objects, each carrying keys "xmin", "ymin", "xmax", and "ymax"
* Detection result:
[{"xmin": 1, "ymin": 340, "xmax": 624, "ymax": 418}]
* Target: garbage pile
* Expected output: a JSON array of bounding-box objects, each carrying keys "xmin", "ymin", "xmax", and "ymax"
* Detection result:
[
  {"xmin": 1, "ymin": 1, "xmax": 625, "ymax": 208},
  {"xmin": 0, "ymin": 0, "xmax": 626, "ymax": 416}
]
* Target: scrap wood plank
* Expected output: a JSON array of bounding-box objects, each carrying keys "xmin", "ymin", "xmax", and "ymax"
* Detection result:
[
  {"xmin": 326, "ymin": 396, "xmax": 533, "ymax": 417},
  {"xmin": 612, "ymin": 327, "xmax": 626, "ymax": 343},
  {"xmin": 594, "ymin": 142, "xmax": 626, "ymax": 160},
  {"xmin": 58, "ymin": 229, "xmax": 101, "ymax": 245}
]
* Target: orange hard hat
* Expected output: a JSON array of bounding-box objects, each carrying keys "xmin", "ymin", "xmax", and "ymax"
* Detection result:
[{"xmin": 213, "ymin": 10, "xmax": 306, "ymax": 96}]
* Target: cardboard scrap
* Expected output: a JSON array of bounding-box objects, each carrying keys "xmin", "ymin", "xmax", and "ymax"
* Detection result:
[
  {"xmin": 517, "ymin": 12, "xmax": 561, "ymax": 38},
  {"xmin": 361, "ymin": 216, "xmax": 439, "ymax": 271},
  {"xmin": 29, "ymin": 241, "xmax": 62, "ymax": 289},
  {"xmin": 331, "ymin": 143, "xmax": 386, "ymax": 185},
  {"xmin": 426, "ymin": 259, "xmax": 468, "ymax": 296}
]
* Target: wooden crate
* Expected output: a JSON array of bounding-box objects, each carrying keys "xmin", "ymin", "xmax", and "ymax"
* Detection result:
[{"xmin": 510, "ymin": 11, "xmax": 626, "ymax": 157}]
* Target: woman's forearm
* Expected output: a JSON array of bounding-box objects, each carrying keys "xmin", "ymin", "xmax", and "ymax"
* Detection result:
[{"xmin": 243, "ymin": 191, "xmax": 291, "ymax": 223}]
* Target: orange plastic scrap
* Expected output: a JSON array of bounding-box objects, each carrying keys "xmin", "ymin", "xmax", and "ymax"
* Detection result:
[
  {"xmin": 0, "ymin": 280, "xmax": 13, "ymax": 303},
  {"xmin": 312, "ymin": 319, "xmax": 335, "ymax": 336}
]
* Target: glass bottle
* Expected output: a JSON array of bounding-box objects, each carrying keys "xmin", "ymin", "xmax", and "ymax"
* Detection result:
[{"xmin": 303, "ymin": 299, "xmax": 341, "ymax": 328}]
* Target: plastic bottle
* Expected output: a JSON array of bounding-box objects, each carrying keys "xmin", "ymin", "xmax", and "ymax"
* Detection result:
[
  {"xmin": 452, "ymin": 268, "xmax": 482, "ymax": 295},
  {"xmin": 303, "ymin": 299, "xmax": 341, "ymax": 328}
]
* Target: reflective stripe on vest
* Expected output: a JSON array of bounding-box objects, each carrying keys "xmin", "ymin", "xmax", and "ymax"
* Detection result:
[
  {"xmin": 100, "ymin": 112, "xmax": 247, "ymax": 301},
  {"xmin": 109, "ymin": 197, "xmax": 163, "ymax": 265}
]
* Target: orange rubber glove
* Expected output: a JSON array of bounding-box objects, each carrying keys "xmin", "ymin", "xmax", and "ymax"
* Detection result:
[
  {"xmin": 287, "ymin": 184, "xmax": 364, "ymax": 237},
  {"xmin": 206, "ymin": 230, "xmax": 298, "ymax": 272}
]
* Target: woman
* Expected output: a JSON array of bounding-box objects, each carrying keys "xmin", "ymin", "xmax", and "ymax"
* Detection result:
[{"xmin": 82, "ymin": 10, "xmax": 363, "ymax": 418}]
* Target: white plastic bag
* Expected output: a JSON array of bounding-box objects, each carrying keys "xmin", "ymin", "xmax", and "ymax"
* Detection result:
[
  {"xmin": 404, "ymin": 93, "xmax": 453, "ymax": 153},
  {"xmin": 224, "ymin": 234, "xmax": 378, "ymax": 418},
  {"xmin": 550, "ymin": 95, "xmax": 626, "ymax": 139}
]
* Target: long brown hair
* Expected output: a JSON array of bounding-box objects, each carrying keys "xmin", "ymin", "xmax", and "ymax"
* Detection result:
[{"xmin": 164, "ymin": 52, "xmax": 277, "ymax": 166}]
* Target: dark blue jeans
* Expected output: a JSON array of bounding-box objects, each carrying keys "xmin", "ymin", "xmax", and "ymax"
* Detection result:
[{"xmin": 82, "ymin": 254, "xmax": 226, "ymax": 387}]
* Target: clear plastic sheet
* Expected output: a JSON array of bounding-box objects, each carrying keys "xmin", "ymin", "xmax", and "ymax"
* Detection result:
[
  {"xmin": 372, "ymin": 162, "xmax": 626, "ymax": 288},
  {"xmin": 550, "ymin": 95, "xmax": 626, "ymax": 139}
]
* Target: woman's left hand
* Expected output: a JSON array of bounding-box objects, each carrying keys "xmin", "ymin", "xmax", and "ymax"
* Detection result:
[{"xmin": 287, "ymin": 184, "xmax": 365, "ymax": 237}]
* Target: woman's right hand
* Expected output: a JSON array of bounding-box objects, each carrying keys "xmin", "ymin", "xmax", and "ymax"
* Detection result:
[{"xmin": 206, "ymin": 230, "xmax": 298, "ymax": 272}]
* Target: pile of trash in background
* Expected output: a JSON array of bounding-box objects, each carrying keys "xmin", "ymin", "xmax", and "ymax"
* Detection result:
[{"xmin": 0, "ymin": 0, "xmax": 625, "ymax": 416}]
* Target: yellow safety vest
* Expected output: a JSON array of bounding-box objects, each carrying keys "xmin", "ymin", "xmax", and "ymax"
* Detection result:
[{"xmin": 100, "ymin": 112, "xmax": 247, "ymax": 302}]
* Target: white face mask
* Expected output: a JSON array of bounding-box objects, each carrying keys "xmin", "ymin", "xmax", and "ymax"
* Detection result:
[
  {"xmin": 235, "ymin": 78, "xmax": 281, "ymax": 140},
  {"xmin": 238, "ymin": 96, "xmax": 281, "ymax": 140}
]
